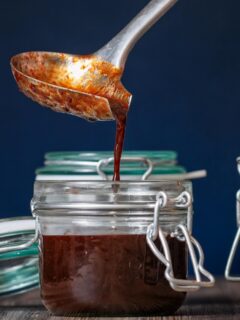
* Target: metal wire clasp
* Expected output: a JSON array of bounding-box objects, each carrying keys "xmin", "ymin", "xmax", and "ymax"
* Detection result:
[
  {"xmin": 225, "ymin": 190, "xmax": 240, "ymax": 281},
  {"xmin": 97, "ymin": 156, "xmax": 153, "ymax": 180},
  {"xmin": 146, "ymin": 191, "xmax": 215, "ymax": 292}
]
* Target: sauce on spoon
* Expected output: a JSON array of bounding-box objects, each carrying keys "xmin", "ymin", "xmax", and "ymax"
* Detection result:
[{"xmin": 11, "ymin": 52, "xmax": 131, "ymax": 181}]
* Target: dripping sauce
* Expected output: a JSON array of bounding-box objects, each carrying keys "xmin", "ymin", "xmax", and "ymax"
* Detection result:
[{"xmin": 113, "ymin": 113, "xmax": 127, "ymax": 181}]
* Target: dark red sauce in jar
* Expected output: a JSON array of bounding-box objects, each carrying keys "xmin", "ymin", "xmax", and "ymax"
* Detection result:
[{"xmin": 40, "ymin": 234, "xmax": 186, "ymax": 316}]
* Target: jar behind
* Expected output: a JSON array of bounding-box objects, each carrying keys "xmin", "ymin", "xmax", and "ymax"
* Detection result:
[
  {"xmin": 31, "ymin": 180, "xmax": 214, "ymax": 316},
  {"xmin": 36, "ymin": 150, "xmax": 186, "ymax": 181},
  {"xmin": 225, "ymin": 157, "xmax": 240, "ymax": 280}
]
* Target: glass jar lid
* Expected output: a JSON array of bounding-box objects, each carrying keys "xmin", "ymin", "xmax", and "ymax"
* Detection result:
[
  {"xmin": 36, "ymin": 150, "xmax": 186, "ymax": 179},
  {"xmin": 0, "ymin": 217, "xmax": 39, "ymax": 296}
]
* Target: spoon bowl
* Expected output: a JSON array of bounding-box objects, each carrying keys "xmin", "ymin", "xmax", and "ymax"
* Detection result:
[
  {"xmin": 11, "ymin": 51, "xmax": 131, "ymax": 121},
  {"xmin": 11, "ymin": 0, "xmax": 177, "ymax": 121}
]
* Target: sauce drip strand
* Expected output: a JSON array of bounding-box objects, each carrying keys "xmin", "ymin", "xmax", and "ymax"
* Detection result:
[{"xmin": 113, "ymin": 113, "xmax": 127, "ymax": 181}]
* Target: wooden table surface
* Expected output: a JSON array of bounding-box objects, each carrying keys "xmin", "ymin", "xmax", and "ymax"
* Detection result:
[{"xmin": 0, "ymin": 279, "xmax": 240, "ymax": 319}]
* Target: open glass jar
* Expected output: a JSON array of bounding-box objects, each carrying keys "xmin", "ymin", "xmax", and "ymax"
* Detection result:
[{"xmin": 1, "ymin": 179, "xmax": 214, "ymax": 316}]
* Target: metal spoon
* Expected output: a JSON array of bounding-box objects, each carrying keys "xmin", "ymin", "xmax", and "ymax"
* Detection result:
[{"xmin": 11, "ymin": 0, "xmax": 177, "ymax": 121}]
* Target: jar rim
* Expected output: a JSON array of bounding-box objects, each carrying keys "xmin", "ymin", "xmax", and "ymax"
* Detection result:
[
  {"xmin": 45, "ymin": 150, "xmax": 177, "ymax": 161},
  {"xmin": 33, "ymin": 179, "xmax": 191, "ymax": 185}
]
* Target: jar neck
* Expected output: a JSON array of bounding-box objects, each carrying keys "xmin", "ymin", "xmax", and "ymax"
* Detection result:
[{"xmin": 31, "ymin": 180, "xmax": 192, "ymax": 226}]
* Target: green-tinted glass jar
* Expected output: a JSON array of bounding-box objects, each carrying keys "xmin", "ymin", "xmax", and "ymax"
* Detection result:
[
  {"xmin": 36, "ymin": 151, "xmax": 186, "ymax": 181},
  {"xmin": 0, "ymin": 218, "xmax": 39, "ymax": 296}
]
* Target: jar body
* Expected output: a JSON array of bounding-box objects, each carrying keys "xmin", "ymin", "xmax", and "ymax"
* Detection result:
[
  {"xmin": 38, "ymin": 216, "xmax": 186, "ymax": 316},
  {"xmin": 33, "ymin": 180, "xmax": 191, "ymax": 316}
]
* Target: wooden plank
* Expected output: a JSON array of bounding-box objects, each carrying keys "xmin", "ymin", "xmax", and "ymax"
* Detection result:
[
  {"xmin": 0, "ymin": 309, "xmax": 238, "ymax": 320},
  {"xmin": 1, "ymin": 279, "xmax": 240, "ymax": 319}
]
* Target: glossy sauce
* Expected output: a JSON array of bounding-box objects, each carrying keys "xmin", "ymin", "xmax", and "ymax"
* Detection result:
[
  {"xmin": 40, "ymin": 234, "xmax": 186, "ymax": 316},
  {"xmin": 11, "ymin": 52, "xmax": 131, "ymax": 121},
  {"xmin": 113, "ymin": 113, "xmax": 127, "ymax": 181}
]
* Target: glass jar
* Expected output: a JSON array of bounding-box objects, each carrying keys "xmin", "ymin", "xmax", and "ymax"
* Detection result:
[
  {"xmin": 225, "ymin": 157, "xmax": 240, "ymax": 280},
  {"xmin": 1, "ymin": 180, "xmax": 214, "ymax": 316},
  {"xmin": 0, "ymin": 150, "xmax": 206, "ymax": 299},
  {"xmin": 0, "ymin": 217, "xmax": 39, "ymax": 296}
]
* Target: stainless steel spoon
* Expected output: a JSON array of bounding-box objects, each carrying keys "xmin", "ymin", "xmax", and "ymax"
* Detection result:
[{"xmin": 11, "ymin": 0, "xmax": 177, "ymax": 121}]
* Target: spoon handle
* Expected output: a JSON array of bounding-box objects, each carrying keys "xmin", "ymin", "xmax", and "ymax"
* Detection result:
[{"xmin": 96, "ymin": 0, "xmax": 178, "ymax": 69}]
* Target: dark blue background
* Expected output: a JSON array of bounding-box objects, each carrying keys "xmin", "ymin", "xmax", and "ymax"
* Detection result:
[{"xmin": 1, "ymin": 0, "xmax": 240, "ymax": 275}]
